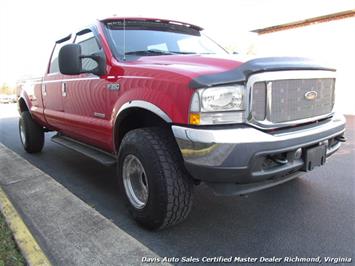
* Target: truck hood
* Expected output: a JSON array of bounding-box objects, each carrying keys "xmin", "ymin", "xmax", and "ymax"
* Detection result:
[
  {"xmin": 133, "ymin": 53, "xmax": 244, "ymax": 76},
  {"xmin": 132, "ymin": 54, "xmax": 335, "ymax": 88}
]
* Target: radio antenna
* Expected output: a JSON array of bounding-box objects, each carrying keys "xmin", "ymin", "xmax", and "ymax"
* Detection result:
[{"xmin": 123, "ymin": 18, "xmax": 126, "ymax": 61}]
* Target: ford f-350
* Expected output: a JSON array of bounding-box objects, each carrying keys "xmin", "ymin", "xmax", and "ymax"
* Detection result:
[{"xmin": 18, "ymin": 18, "xmax": 346, "ymax": 229}]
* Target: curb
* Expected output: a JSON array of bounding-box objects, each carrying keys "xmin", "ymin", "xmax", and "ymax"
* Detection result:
[
  {"xmin": 0, "ymin": 143, "xmax": 167, "ymax": 265},
  {"xmin": 0, "ymin": 186, "xmax": 51, "ymax": 266}
]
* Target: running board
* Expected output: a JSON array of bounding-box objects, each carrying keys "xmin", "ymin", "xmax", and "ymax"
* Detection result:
[{"xmin": 51, "ymin": 134, "xmax": 117, "ymax": 166}]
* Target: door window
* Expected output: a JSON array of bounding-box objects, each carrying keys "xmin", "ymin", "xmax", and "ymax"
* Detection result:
[
  {"xmin": 75, "ymin": 31, "xmax": 101, "ymax": 72},
  {"xmin": 49, "ymin": 35, "xmax": 72, "ymax": 74}
]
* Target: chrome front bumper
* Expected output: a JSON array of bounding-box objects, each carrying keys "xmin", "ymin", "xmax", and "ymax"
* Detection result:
[{"xmin": 172, "ymin": 113, "xmax": 346, "ymax": 195}]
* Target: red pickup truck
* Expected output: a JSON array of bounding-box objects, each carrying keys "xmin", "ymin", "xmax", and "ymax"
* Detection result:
[{"xmin": 18, "ymin": 17, "xmax": 346, "ymax": 229}]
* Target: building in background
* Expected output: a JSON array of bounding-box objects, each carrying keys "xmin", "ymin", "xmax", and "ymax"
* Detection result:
[{"xmin": 251, "ymin": 10, "xmax": 355, "ymax": 115}]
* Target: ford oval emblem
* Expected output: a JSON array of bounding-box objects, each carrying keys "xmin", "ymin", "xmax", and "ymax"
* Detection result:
[{"xmin": 304, "ymin": 90, "xmax": 318, "ymax": 100}]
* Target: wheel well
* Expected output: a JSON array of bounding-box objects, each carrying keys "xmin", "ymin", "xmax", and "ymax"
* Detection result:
[
  {"xmin": 114, "ymin": 108, "xmax": 171, "ymax": 151},
  {"xmin": 18, "ymin": 98, "xmax": 29, "ymax": 113}
]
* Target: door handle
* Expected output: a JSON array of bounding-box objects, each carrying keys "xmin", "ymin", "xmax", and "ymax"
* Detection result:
[
  {"xmin": 61, "ymin": 82, "xmax": 67, "ymax": 97},
  {"xmin": 42, "ymin": 84, "xmax": 47, "ymax": 96}
]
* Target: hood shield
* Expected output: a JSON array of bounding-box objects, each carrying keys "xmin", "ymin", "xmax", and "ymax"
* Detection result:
[{"xmin": 189, "ymin": 57, "xmax": 335, "ymax": 88}]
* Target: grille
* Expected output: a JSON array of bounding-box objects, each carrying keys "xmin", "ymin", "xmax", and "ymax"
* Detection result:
[
  {"xmin": 251, "ymin": 82, "xmax": 266, "ymax": 121},
  {"xmin": 252, "ymin": 78, "xmax": 335, "ymax": 124}
]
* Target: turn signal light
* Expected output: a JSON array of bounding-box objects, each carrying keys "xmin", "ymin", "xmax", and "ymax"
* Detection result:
[{"xmin": 189, "ymin": 113, "xmax": 200, "ymax": 125}]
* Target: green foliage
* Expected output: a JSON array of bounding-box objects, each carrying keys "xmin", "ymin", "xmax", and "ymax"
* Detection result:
[{"xmin": 0, "ymin": 212, "xmax": 25, "ymax": 266}]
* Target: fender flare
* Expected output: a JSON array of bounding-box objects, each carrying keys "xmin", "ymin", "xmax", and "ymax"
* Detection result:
[
  {"xmin": 18, "ymin": 94, "xmax": 31, "ymax": 114},
  {"xmin": 116, "ymin": 100, "xmax": 172, "ymax": 123},
  {"xmin": 112, "ymin": 100, "xmax": 172, "ymax": 152}
]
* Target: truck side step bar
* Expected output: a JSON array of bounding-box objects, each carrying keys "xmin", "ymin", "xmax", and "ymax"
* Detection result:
[{"xmin": 51, "ymin": 134, "xmax": 117, "ymax": 166}]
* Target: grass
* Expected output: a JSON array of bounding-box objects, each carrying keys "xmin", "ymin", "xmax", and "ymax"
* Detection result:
[{"xmin": 0, "ymin": 211, "xmax": 25, "ymax": 266}]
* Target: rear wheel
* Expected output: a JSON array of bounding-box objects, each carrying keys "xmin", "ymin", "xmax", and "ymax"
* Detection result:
[
  {"xmin": 118, "ymin": 127, "xmax": 193, "ymax": 230},
  {"xmin": 19, "ymin": 111, "xmax": 44, "ymax": 153}
]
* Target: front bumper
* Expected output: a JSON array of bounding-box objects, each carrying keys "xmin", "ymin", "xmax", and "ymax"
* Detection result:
[{"xmin": 172, "ymin": 113, "xmax": 346, "ymax": 195}]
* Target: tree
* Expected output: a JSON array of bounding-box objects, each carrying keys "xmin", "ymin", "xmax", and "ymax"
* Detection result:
[{"xmin": 0, "ymin": 83, "xmax": 15, "ymax": 95}]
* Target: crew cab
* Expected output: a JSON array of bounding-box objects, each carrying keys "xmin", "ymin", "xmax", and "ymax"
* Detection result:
[{"xmin": 18, "ymin": 17, "xmax": 346, "ymax": 230}]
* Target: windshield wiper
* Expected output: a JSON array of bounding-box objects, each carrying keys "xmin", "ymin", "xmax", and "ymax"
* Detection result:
[
  {"xmin": 124, "ymin": 49, "xmax": 201, "ymax": 56},
  {"xmin": 168, "ymin": 51, "xmax": 197, "ymax": 54},
  {"xmin": 124, "ymin": 49, "xmax": 175, "ymax": 56}
]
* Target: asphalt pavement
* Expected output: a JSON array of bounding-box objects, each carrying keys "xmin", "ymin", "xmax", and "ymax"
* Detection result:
[{"xmin": 0, "ymin": 103, "xmax": 354, "ymax": 264}]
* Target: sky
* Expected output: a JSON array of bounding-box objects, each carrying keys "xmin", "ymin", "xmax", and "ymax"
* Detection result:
[{"xmin": 0, "ymin": 0, "xmax": 354, "ymax": 86}]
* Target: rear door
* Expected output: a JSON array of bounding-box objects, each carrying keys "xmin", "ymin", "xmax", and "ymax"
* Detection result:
[
  {"xmin": 60, "ymin": 29, "xmax": 112, "ymax": 151},
  {"xmin": 43, "ymin": 35, "xmax": 72, "ymax": 130}
]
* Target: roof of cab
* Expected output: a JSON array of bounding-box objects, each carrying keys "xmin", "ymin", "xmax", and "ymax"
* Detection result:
[{"xmin": 99, "ymin": 17, "xmax": 203, "ymax": 31}]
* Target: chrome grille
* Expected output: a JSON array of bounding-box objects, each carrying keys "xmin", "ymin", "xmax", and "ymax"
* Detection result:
[
  {"xmin": 251, "ymin": 76, "xmax": 335, "ymax": 126},
  {"xmin": 270, "ymin": 78, "xmax": 334, "ymax": 123},
  {"xmin": 251, "ymin": 82, "xmax": 266, "ymax": 121}
]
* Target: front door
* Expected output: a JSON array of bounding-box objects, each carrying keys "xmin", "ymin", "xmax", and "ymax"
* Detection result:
[
  {"xmin": 43, "ymin": 36, "xmax": 72, "ymax": 130},
  {"xmin": 60, "ymin": 29, "xmax": 112, "ymax": 151}
]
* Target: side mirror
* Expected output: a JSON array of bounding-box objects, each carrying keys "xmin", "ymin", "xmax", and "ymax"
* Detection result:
[
  {"xmin": 59, "ymin": 44, "xmax": 107, "ymax": 76},
  {"xmin": 59, "ymin": 44, "xmax": 82, "ymax": 75}
]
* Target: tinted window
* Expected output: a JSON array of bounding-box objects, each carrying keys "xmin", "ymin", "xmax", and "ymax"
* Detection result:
[
  {"xmin": 49, "ymin": 39, "xmax": 71, "ymax": 73},
  {"xmin": 105, "ymin": 21, "xmax": 227, "ymax": 60},
  {"xmin": 75, "ymin": 31, "xmax": 100, "ymax": 72}
]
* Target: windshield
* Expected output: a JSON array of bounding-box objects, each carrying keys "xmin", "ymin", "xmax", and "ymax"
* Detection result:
[{"xmin": 105, "ymin": 20, "xmax": 227, "ymax": 60}]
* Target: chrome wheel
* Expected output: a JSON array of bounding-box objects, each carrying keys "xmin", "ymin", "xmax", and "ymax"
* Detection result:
[
  {"xmin": 122, "ymin": 154, "xmax": 149, "ymax": 209},
  {"xmin": 19, "ymin": 122, "xmax": 26, "ymax": 146}
]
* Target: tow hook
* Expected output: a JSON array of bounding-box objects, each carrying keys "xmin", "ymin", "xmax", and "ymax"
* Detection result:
[
  {"xmin": 335, "ymin": 136, "xmax": 346, "ymax": 142},
  {"xmin": 270, "ymin": 155, "xmax": 288, "ymax": 165}
]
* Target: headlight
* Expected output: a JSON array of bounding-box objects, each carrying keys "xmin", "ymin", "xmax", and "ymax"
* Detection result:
[
  {"xmin": 189, "ymin": 85, "xmax": 246, "ymax": 125},
  {"xmin": 201, "ymin": 85, "xmax": 244, "ymax": 112}
]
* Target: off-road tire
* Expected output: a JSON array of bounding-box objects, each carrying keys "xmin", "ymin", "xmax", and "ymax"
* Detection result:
[
  {"xmin": 19, "ymin": 111, "xmax": 44, "ymax": 153},
  {"xmin": 118, "ymin": 127, "xmax": 193, "ymax": 230}
]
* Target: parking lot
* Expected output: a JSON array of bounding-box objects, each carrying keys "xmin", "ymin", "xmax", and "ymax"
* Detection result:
[{"xmin": 0, "ymin": 103, "xmax": 354, "ymax": 263}]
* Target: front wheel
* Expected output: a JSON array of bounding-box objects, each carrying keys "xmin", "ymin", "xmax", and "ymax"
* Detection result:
[
  {"xmin": 19, "ymin": 111, "xmax": 44, "ymax": 153},
  {"xmin": 118, "ymin": 127, "xmax": 193, "ymax": 230}
]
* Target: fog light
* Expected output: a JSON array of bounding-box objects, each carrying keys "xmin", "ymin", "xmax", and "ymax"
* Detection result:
[{"xmin": 295, "ymin": 148, "xmax": 302, "ymax": 159}]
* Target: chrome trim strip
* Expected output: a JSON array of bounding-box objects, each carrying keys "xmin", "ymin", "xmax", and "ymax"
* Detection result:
[
  {"xmin": 43, "ymin": 77, "xmax": 100, "ymax": 84},
  {"xmin": 116, "ymin": 76, "xmax": 153, "ymax": 79},
  {"xmin": 116, "ymin": 100, "xmax": 172, "ymax": 123},
  {"xmin": 266, "ymin": 81, "xmax": 272, "ymax": 120},
  {"xmin": 246, "ymin": 70, "xmax": 336, "ymax": 130},
  {"xmin": 172, "ymin": 113, "xmax": 345, "ymax": 144},
  {"xmin": 38, "ymin": 75, "xmax": 151, "ymax": 85},
  {"xmin": 172, "ymin": 113, "xmax": 345, "ymax": 169}
]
